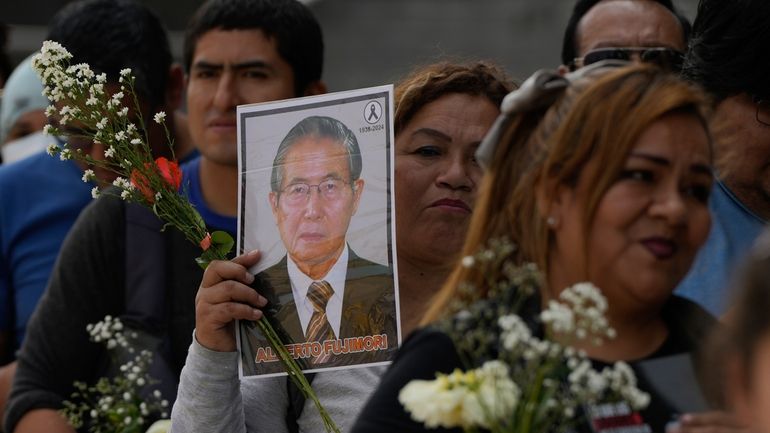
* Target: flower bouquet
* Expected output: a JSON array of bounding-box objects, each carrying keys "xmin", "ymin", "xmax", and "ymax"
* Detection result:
[
  {"xmin": 32, "ymin": 40, "xmax": 338, "ymax": 433},
  {"xmin": 62, "ymin": 316, "xmax": 170, "ymax": 433},
  {"xmin": 399, "ymin": 238, "xmax": 649, "ymax": 433}
]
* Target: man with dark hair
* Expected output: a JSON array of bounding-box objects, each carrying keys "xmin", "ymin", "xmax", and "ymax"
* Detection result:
[
  {"xmin": 0, "ymin": 0, "xmax": 187, "ymax": 429},
  {"xmin": 675, "ymin": 1, "xmax": 770, "ymax": 316},
  {"xmin": 4, "ymin": 0, "xmax": 326, "ymax": 431},
  {"xmin": 559, "ymin": 0, "xmax": 690, "ymax": 73},
  {"xmin": 238, "ymin": 115, "xmax": 395, "ymax": 375}
]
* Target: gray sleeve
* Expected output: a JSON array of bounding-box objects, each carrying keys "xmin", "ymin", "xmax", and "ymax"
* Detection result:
[{"xmin": 170, "ymin": 334, "xmax": 245, "ymax": 433}]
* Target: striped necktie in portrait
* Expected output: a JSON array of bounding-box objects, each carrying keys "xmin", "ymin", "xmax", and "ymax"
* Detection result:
[{"xmin": 306, "ymin": 280, "xmax": 335, "ymax": 365}]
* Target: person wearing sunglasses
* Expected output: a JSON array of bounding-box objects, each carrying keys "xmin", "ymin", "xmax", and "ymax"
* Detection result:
[{"xmin": 559, "ymin": 0, "xmax": 690, "ymax": 73}]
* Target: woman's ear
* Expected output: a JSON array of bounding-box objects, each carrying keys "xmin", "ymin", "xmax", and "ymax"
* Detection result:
[{"xmin": 536, "ymin": 176, "xmax": 569, "ymax": 230}]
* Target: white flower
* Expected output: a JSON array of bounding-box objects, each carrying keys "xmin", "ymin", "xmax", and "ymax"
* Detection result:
[
  {"xmin": 154, "ymin": 192, "xmax": 162, "ymax": 202},
  {"xmin": 96, "ymin": 118, "xmax": 108, "ymax": 130},
  {"xmin": 399, "ymin": 363, "xmax": 519, "ymax": 429},
  {"xmin": 86, "ymin": 96, "xmax": 98, "ymax": 106},
  {"xmin": 124, "ymin": 416, "xmax": 132, "ymax": 425},
  {"xmin": 118, "ymin": 107, "xmax": 129, "ymax": 117},
  {"xmin": 120, "ymin": 68, "xmax": 132, "ymax": 77},
  {"xmin": 96, "ymin": 73, "xmax": 107, "ymax": 84},
  {"xmin": 42, "ymin": 124, "xmax": 54, "ymax": 135},
  {"xmin": 461, "ymin": 256, "xmax": 474, "ymax": 268},
  {"xmin": 123, "ymin": 392, "xmax": 132, "ymax": 401},
  {"xmin": 89, "ymin": 409, "xmax": 98, "ymax": 419},
  {"xmin": 104, "ymin": 146, "xmax": 116, "ymax": 158},
  {"xmin": 59, "ymin": 149, "xmax": 72, "ymax": 161},
  {"xmin": 91, "ymin": 186, "xmax": 100, "ymax": 199},
  {"xmin": 498, "ymin": 314, "xmax": 532, "ymax": 351},
  {"xmin": 45, "ymin": 105, "xmax": 57, "ymax": 117},
  {"xmin": 81, "ymin": 169, "xmax": 95, "ymax": 183},
  {"xmin": 130, "ymin": 138, "xmax": 142, "ymax": 145},
  {"xmin": 46, "ymin": 143, "xmax": 59, "ymax": 156},
  {"xmin": 399, "ymin": 377, "xmax": 465, "ymax": 428},
  {"xmin": 153, "ymin": 111, "xmax": 166, "ymax": 124},
  {"xmin": 145, "ymin": 419, "xmax": 171, "ymax": 433}
]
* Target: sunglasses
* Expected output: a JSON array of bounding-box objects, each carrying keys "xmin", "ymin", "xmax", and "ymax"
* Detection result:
[{"xmin": 572, "ymin": 47, "xmax": 684, "ymax": 71}]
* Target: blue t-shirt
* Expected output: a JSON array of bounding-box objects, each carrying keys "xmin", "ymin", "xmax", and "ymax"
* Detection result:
[
  {"xmin": 675, "ymin": 180, "xmax": 766, "ymax": 315},
  {"xmin": 0, "ymin": 151, "xmax": 94, "ymax": 350},
  {"xmin": 181, "ymin": 156, "xmax": 237, "ymax": 235}
]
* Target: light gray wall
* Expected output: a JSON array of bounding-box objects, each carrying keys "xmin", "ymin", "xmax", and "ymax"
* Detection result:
[{"xmin": 1, "ymin": 0, "xmax": 700, "ymax": 90}]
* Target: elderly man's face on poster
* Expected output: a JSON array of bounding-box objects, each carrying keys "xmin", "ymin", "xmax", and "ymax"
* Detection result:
[{"xmin": 269, "ymin": 135, "xmax": 364, "ymax": 273}]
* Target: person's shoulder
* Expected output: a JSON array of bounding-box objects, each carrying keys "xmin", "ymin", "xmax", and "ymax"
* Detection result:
[
  {"xmin": 0, "ymin": 151, "xmax": 54, "ymax": 184},
  {"xmin": 347, "ymin": 250, "xmax": 392, "ymax": 277},
  {"xmin": 663, "ymin": 294, "xmax": 719, "ymax": 347}
]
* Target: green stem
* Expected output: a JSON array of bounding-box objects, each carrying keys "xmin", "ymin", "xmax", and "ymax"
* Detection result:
[{"xmin": 255, "ymin": 318, "xmax": 340, "ymax": 433}]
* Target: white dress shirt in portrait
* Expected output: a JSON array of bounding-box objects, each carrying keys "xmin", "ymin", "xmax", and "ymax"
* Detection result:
[{"xmin": 288, "ymin": 244, "xmax": 349, "ymax": 339}]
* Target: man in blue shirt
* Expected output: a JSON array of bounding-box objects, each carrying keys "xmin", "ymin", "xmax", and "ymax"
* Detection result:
[
  {"xmin": 677, "ymin": 0, "xmax": 770, "ymax": 316},
  {"xmin": 4, "ymin": 0, "xmax": 326, "ymax": 431}
]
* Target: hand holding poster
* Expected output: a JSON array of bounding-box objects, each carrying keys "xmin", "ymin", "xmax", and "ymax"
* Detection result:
[{"xmin": 236, "ymin": 86, "xmax": 400, "ymax": 378}]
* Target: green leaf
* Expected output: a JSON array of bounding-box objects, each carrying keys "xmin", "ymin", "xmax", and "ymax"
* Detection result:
[{"xmin": 210, "ymin": 230, "xmax": 234, "ymax": 257}]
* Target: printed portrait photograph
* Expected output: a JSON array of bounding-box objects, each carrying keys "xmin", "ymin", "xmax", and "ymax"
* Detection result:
[{"xmin": 236, "ymin": 87, "xmax": 399, "ymax": 377}]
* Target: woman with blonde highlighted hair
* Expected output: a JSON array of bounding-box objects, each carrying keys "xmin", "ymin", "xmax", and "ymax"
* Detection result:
[{"xmin": 352, "ymin": 63, "xmax": 729, "ymax": 433}]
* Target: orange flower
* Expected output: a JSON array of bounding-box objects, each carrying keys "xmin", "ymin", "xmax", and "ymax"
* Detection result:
[
  {"xmin": 199, "ymin": 232, "xmax": 212, "ymax": 251},
  {"xmin": 155, "ymin": 157, "xmax": 182, "ymax": 190},
  {"xmin": 130, "ymin": 157, "xmax": 182, "ymax": 203}
]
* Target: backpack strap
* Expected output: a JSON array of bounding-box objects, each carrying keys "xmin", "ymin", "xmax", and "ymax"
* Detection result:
[
  {"xmin": 123, "ymin": 202, "xmax": 179, "ymax": 402},
  {"xmin": 286, "ymin": 372, "xmax": 316, "ymax": 433}
]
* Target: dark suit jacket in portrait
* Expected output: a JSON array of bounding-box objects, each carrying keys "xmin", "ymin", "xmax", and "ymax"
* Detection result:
[{"xmin": 239, "ymin": 249, "xmax": 397, "ymax": 375}]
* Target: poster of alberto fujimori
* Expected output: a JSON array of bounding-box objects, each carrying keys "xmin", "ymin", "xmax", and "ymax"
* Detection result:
[{"xmin": 235, "ymin": 85, "xmax": 400, "ymax": 378}]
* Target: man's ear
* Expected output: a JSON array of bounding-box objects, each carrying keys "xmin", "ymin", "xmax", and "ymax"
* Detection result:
[
  {"xmin": 165, "ymin": 64, "xmax": 185, "ymax": 111},
  {"xmin": 303, "ymin": 80, "xmax": 327, "ymax": 97},
  {"xmin": 350, "ymin": 178, "xmax": 364, "ymax": 215},
  {"xmin": 269, "ymin": 191, "xmax": 280, "ymax": 218}
]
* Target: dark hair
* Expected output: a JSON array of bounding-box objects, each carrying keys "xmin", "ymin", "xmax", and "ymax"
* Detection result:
[
  {"xmin": 394, "ymin": 61, "xmax": 516, "ymax": 135},
  {"xmin": 46, "ymin": 0, "xmax": 171, "ymax": 108},
  {"xmin": 183, "ymin": 0, "xmax": 323, "ymax": 96},
  {"xmin": 0, "ymin": 24, "xmax": 11, "ymax": 86},
  {"xmin": 682, "ymin": 0, "xmax": 770, "ymax": 101},
  {"xmin": 561, "ymin": 0, "xmax": 691, "ymax": 67},
  {"xmin": 270, "ymin": 116, "xmax": 361, "ymax": 193}
]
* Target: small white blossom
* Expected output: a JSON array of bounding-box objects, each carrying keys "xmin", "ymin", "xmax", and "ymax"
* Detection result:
[
  {"xmin": 81, "ymin": 169, "xmax": 95, "ymax": 183},
  {"xmin": 91, "ymin": 186, "xmax": 100, "ymax": 199},
  {"xmin": 153, "ymin": 111, "xmax": 166, "ymax": 124},
  {"xmin": 96, "ymin": 118, "xmax": 108, "ymax": 130},
  {"xmin": 461, "ymin": 256, "xmax": 474, "ymax": 268},
  {"xmin": 59, "ymin": 148, "xmax": 72, "ymax": 161},
  {"xmin": 96, "ymin": 73, "xmax": 107, "ymax": 84},
  {"xmin": 46, "ymin": 143, "xmax": 59, "ymax": 156},
  {"xmin": 120, "ymin": 68, "xmax": 132, "ymax": 77},
  {"xmin": 130, "ymin": 138, "xmax": 142, "ymax": 145},
  {"xmin": 118, "ymin": 107, "xmax": 129, "ymax": 117},
  {"xmin": 42, "ymin": 124, "xmax": 54, "ymax": 135},
  {"xmin": 104, "ymin": 146, "xmax": 116, "ymax": 158}
]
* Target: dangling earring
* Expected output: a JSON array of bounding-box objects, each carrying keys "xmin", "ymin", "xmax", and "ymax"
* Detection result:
[{"xmin": 546, "ymin": 216, "xmax": 558, "ymax": 228}]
